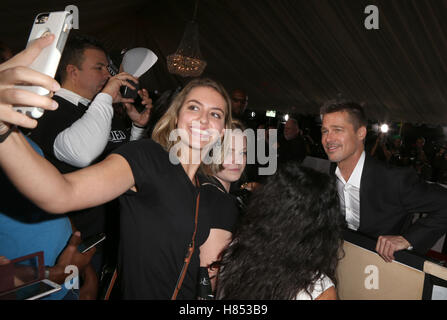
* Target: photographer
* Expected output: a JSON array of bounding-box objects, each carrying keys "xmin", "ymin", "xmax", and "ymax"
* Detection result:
[{"xmin": 370, "ymin": 132, "xmax": 391, "ymax": 163}]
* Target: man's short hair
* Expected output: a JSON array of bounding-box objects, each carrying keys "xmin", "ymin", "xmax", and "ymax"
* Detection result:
[
  {"xmin": 287, "ymin": 117, "xmax": 299, "ymax": 126},
  {"xmin": 320, "ymin": 100, "xmax": 368, "ymax": 130},
  {"xmin": 57, "ymin": 32, "xmax": 107, "ymax": 83},
  {"xmin": 0, "ymin": 41, "xmax": 13, "ymax": 63}
]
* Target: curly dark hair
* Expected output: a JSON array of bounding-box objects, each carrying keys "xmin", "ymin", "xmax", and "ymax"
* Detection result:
[{"xmin": 215, "ymin": 163, "xmax": 345, "ymax": 299}]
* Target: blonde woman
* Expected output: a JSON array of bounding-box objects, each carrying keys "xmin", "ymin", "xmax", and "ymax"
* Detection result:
[
  {"xmin": 0, "ymin": 77, "xmax": 232, "ymax": 299},
  {"xmin": 198, "ymin": 120, "xmax": 247, "ymax": 298}
]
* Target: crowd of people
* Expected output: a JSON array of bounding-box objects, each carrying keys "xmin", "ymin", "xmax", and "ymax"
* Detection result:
[
  {"xmin": 1, "ymin": 30, "xmax": 447, "ymax": 301},
  {"xmin": 368, "ymin": 131, "xmax": 447, "ymax": 184}
]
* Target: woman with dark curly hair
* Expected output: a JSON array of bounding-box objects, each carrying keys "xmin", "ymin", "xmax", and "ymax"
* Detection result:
[{"xmin": 215, "ymin": 163, "xmax": 345, "ymax": 300}]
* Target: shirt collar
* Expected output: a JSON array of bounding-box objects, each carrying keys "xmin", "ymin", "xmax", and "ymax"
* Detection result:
[
  {"xmin": 335, "ymin": 151, "xmax": 365, "ymax": 187},
  {"xmin": 55, "ymin": 88, "xmax": 91, "ymax": 107}
]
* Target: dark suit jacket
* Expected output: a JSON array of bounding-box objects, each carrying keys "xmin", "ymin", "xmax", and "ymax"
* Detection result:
[{"xmin": 358, "ymin": 155, "xmax": 447, "ymax": 254}]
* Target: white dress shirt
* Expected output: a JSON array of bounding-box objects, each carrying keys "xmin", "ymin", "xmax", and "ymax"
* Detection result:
[
  {"xmin": 53, "ymin": 89, "xmax": 145, "ymax": 168},
  {"xmin": 335, "ymin": 151, "xmax": 366, "ymax": 231},
  {"xmin": 53, "ymin": 89, "xmax": 114, "ymax": 168}
]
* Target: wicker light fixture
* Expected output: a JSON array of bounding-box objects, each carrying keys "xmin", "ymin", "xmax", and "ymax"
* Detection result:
[{"xmin": 167, "ymin": 1, "xmax": 206, "ymax": 77}]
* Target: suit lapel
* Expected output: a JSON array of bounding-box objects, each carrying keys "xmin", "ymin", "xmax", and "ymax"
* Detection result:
[{"xmin": 358, "ymin": 155, "xmax": 376, "ymax": 231}]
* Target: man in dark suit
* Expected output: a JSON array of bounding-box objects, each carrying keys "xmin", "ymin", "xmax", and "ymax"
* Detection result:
[
  {"xmin": 278, "ymin": 117, "xmax": 308, "ymax": 165},
  {"xmin": 320, "ymin": 101, "xmax": 447, "ymax": 262}
]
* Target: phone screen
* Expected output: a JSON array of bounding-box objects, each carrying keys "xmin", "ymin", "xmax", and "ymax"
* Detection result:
[
  {"xmin": 0, "ymin": 280, "xmax": 60, "ymax": 300},
  {"xmin": 78, "ymin": 233, "xmax": 106, "ymax": 253}
]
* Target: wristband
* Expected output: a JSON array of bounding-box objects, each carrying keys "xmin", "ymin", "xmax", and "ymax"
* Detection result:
[
  {"xmin": 44, "ymin": 266, "xmax": 50, "ymax": 279},
  {"xmin": 0, "ymin": 125, "xmax": 17, "ymax": 143}
]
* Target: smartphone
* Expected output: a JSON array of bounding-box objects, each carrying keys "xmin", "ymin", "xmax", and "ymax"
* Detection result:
[
  {"xmin": 0, "ymin": 279, "xmax": 61, "ymax": 300},
  {"xmin": 120, "ymin": 79, "xmax": 139, "ymax": 99},
  {"xmin": 78, "ymin": 233, "xmax": 106, "ymax": 253},
  {"xmin": 13, "ymin": 11, "xmax": 73, "ymax": 119}
]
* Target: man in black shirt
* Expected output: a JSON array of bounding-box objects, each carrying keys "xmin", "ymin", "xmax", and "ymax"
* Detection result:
[
  {"xmin": 230, "ymin": 89, "xmax": 248, "ymax": 121},
  {"xmin": 278, "ymin": 117, "xmax": 308, "ymax": 165}
]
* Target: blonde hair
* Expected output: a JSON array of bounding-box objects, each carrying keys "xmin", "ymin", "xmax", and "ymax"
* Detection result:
[
  {"xmin": 201, "ymin": 119, "xmax": 247, "ymax": 176},
  {"xmin": 222, "ymin": 119, "xmax": 247, "ymax": 170},
  {"xmin": 152, "ymin": 78, "xmax": 233, "ymax": 175}
]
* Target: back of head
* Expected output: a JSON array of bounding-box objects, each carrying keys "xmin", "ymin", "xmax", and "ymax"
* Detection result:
[
  {"xmin": 230, "ymin": 88, "xmax": 248, "ymax": 117},
  {"xmin": 57, "ymin": 32, "xmax": 106, "ymax": 83},
  {"xmin": 146, "ymin": 87, "xmax": 182, "ymax": 137},
  {"xmin": 0, "ymin": 41, "xmax": 13, "ymax": 63},
  {"xmin": 320, "ymin": 100, "xmax": 367, "ymax": 131},
  {"xmin": 284, "ymin": 117, "xmax": 300, "ymax": 140},
  {"xmin": 217, "ymin": 163, "xmax": 345, "ymax": 299},
  {"xmin": 416, "ymin": 136, "xmax": 425, "ymax": 147}
]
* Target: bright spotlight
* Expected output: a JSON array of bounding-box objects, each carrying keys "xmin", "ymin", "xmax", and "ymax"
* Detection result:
[{"xmin": 380, "ymin": 124, "xmax": 389, "ymax": 133}]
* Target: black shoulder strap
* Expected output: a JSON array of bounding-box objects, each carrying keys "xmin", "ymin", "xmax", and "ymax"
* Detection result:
[{"xmin": 201, "ymin": 176, "xmax": 227, "ymax": 193}]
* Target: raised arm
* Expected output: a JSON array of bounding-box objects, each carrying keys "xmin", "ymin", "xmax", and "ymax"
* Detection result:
[
  {"xmin": 0, "ymin": 131, "xmax": 135, "ymax": 213},
  {"xmin": 0, "ymin": 34, "xmax": 60, "ymax": 128},
  {"xmin": 53, "ymin": 92, "xmax": 114, "ymax": 167},
  {"xmin": 53, "ymin": 73, "xmax": 139, "ymax": 168}
]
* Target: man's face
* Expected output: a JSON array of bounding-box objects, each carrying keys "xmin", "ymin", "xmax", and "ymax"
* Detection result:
[
  {"xmin": 416, "ymin": 138, "xmax": 425, "ymax": 149},
  {"xmin": 73, "ymin": 48, "xmax": 110, "ymax": 100},
  {"xmin": 284, "ymin": 119, "xmax": 299, "ymax": 140},
  {"xmin": 321, "ymin": 111, "xmax": 366, "ymax": 166},
  {"xmin": 231, "ymin": 90, "xmax": 247, "ymax": 117}
]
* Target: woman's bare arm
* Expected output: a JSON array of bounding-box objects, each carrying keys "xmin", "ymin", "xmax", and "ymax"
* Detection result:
[
  {"xmin": 315, "ymin": 286, "xmax": 337, "ymax": 300},
  {"xmin": 0, "ymin": 131, "xmax": 134, "ymax": 213},
  {"xmin": 199, "ymin": 228, "xmax": 232, "ymax": 291}
]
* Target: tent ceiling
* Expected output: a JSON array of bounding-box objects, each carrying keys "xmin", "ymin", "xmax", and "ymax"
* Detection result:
[{"xmin": 3, "ymin": 0, "xmax": 447, "ymax": 125}]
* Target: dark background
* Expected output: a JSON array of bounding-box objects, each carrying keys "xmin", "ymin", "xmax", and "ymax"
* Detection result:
[{"xmin": 3, "ymin": 0, "xmax": 447, "ymax": 128}]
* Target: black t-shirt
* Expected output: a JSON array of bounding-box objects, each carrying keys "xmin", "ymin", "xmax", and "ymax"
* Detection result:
[
  {"xmin": 198, "ymin": 175, "xmax": 239, "ymax": 232},
  {"xmin": 99, "ymin": 108, "xmax": 133, "ymax": 161},
  {"xmin": 114, "ymin": 139, "xmax": 211, "ymax": 299},
  {"xmin": 278, "ymin": 136, "xmax": 307, "ymax": 164}
]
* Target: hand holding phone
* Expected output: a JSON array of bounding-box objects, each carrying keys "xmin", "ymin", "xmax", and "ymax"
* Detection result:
[
  {"xmin": 13, "ymin": 11, "xmax": 73, "ymax": 119},
  {"xmin": 49, "ymin": 231, "xmax": 96, "ymax": 284},
  {"xmin": 0, "ymin": 35, "xmax": 60, "ymax": 129},
  {"xmin": 78, "ymin": 233, "xmax": 106, "ymax": 253},
  {"xmin": 101, "ymin": 72, "xmax": 138, "ymax": 104},
  {"xmin": 0, "ymin": 252, "xmax": 61, "ymax": 300}
]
